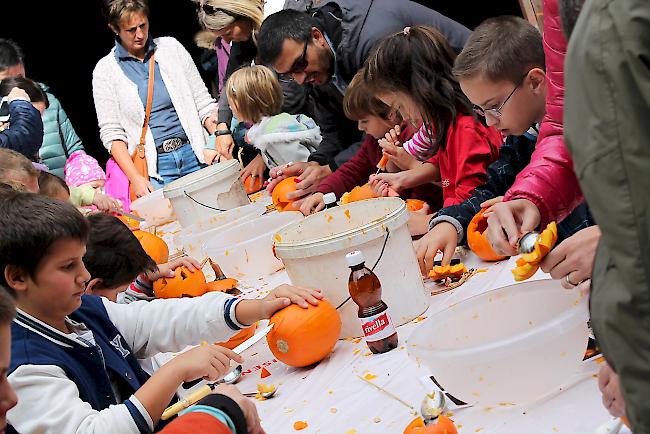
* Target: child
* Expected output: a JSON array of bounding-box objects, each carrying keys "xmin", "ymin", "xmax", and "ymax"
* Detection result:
[
  {"xmin": 364, "ymin": 26, "xmax": 503, "ymax": 208},
  {"xmin": 64, "ymin": 150, "xmax": 122, "ymax": 213},
  {"xmin": 225, "ymin": 65, "xmax": 321, "ymax": 171},
  {"xmin": 38, "ymin": 170, "xmax": 70, "ymax": 202},
  {"xmin": 300, "ymin": 69, "xmax": 441, "ymax": 215},
  {"xmin": 0, "ymin": 287, "xmax": 18, "ymax": 433},
  {"xmin": 0, "ymin": 148, "xmax": 39, "ymax": 192},
  {"xmin": 1, "ymin": 192, "xmax": 322, "ymax": 433},
  {"xmin": 414, "ymin": 16, "xmax": 593, "ymax": 273}
]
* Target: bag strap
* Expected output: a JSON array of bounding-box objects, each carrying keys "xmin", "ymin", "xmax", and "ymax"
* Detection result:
[{"xmin": 137, "ymin": 52, "xmax": 156, "ymax": 153}]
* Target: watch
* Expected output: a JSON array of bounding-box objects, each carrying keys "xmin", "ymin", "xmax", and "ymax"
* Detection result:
[{"xmin": 214, "ymin": 129, "xmax": 232, "ymax": 137}]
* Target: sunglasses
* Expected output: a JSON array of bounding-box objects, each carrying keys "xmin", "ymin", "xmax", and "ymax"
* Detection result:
[
  {"xmin": 199, "ymin": 3, "xmax": 234, "ymax": 18},
  {"xmin": 286, "ymin": 41, "xmax": 309, "ymax": 75}
]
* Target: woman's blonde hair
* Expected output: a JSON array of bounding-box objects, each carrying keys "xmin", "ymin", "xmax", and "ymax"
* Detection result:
[
  {"xmin": 104, "ymin": 0, "xmax": 149, "ymax": 30},
  {"xmin": 197, "ymin": 0, "xmax": 264, "ymax": 33},
  {"xmin": 226, "ymin": 65, "xmax": 283, "ymax": 124}
]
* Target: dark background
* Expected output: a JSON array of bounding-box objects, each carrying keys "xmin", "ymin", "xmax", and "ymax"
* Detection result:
[{"xmin": 2, "ymin": 0, "xmax": 523, "ymax": 167}]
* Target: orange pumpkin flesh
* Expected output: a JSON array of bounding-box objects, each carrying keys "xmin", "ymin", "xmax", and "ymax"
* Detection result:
[
  {"xmin": 403, "ymin": 416, "xmax": 458, "ymax": 434},
  {"xmin": 406, "ymin": 199, "xmax": 426, "ymax": 212},
  {"xmin": 153, "ymin": 266, "xmax": 207, "ymax": 298},
  {"xmin": 204, "ymin": 278, "xmax": 239, "ymax": 293},
  {"xmin": 467, "ymin": 210, "xmax": 507, "ymax": 261},
  {"xmin": 244, "ymin": 175, "xmax": 263, "ymax": 194},
  {"xmin": 340, "ymin": 183, "xmax": 378, "ymax": 204},
  {"xmin": 428, "ymin": 263, "xmax": 467, "ymax": 281},
  {"xmin": 266, "ymin": 300, "xmax": 341, "ymax": 367},
  {"xmin": 511, "ymin": 221, "xmax": 558, "ymax": 281},
  {"xmin": 133, "ymin": 230, "xmax": 169, "ymax": 264},
  {"xmin": 216, "ymin": 323, "xmax": 257, "ymax": 350},
  {"xmin": 272, "ymin": 177, "xmax": 299, "ymax": 212}
]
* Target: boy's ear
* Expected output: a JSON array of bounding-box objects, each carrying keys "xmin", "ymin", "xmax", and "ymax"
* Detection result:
[
  {"xmin": 527, "ymin": 68, "xmax": 547, "ymax": 93},
  {"xmin": 85, "ymin": 278, "xmax": 104, "ymax": 294},
  {"xmin": 4, "ymin": 265, "xmax": 29, "ymax": 294}
]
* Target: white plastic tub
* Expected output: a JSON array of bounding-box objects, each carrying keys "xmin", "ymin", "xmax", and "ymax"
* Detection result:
[
  {"xmin": 407, "ymin": 279, "xmax": 590, "ymax": 406},
  {"xmin": 203, "ymin": 212, "xmax": 303, "ymax": 278},
  {"xmin": 178, "ymin": 203, "xmax": 266, "ymax": 259},
  {"xmin": 130, "ymin": 189, "xmax": 175, "ymax": 226},
  {"xmin": 162, "ymin": 160, "xmax": 250, "ymax": 227},
  {"xmin": 273, "ymin": 197, "xmax": 429, "ymax": 338}
]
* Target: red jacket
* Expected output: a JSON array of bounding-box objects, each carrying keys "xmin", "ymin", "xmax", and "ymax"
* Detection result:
[
  {"xmin": 316, "ymin": 122, "xmax": 442, "ymax": 208},
  {"xmin": 160, "ymin": 412, "xmax": 232, "ymax": 434},
  {"xmin": 503, "ymin": 0, "xmax": 584, "ymax": 225},
  {"xmin": 430, "ymin": 113, "xmax": 503, "ymax": 208}
]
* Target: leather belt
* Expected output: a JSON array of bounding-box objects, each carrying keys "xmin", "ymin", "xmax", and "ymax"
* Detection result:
[{"xmin": 156, "ymin": 137, "xmax": 185, "ymax": 153}]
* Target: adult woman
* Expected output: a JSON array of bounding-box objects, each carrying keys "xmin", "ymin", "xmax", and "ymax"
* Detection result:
[
  {"xmin": 196, "ymin": 0, "xmax": 306, "ymax": 181},
  {"xmin": 93, "ymin": 0, "xmax": 219, "ymax": 198}
]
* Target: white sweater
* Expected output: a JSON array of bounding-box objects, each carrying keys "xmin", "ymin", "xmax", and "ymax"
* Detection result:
[
  {"xmin": 92, "ymin": 37, "xmax": 217, "ymax": 178},
  {"xmin": 8, "ymin": 292, "xmax": 244, "ymax": 434}
]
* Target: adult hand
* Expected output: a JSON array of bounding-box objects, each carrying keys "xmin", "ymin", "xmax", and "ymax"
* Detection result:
[
  {"xmin": 212, "ymin": 384, "xmax": 266, "ymax": 434},
  {"xmin": 203, "ymin": 148, "xmax": 219, "ymax": 165},
  {"xmin": 266, "ymin": 161, "xmax": 309, "ymax": 193},
  {"xmin": 485, "ymin": 199, "xmax": 541, "ymax": 256},
  {"xmin": 131, "ymin": 175, "xmax": 154, "ymax": 199},
  {"xmin": 240, "ymin": 154, "xmax": 267, "ymax": 183},
  {"xmin": 216, "ymin": 134, "xmax": 235, "ymax": 160},
  {"xmin": 415, "ymin": 221, "xmax": 458, "ymax": 275},
  {"xmin": 480, "ymin": 196, "xmax": 504, "ymax": 212},
  {"xmin": 299, "ymin": 192, "xmax": 325, "ymax": 216},
  {"xmin": 287, "ymin": 162, "xmax": 332, "ymax": 199},
  {"xmin": 540, "ymin": 226, "xmax": 601, "ymax": 288},
  {"xmin": 92, "ymin": 191, "xmax": 122, "ymax": 212},
  {"xmin": 598, "ymin": 363, "xmax": 626, "ymax": 418}
]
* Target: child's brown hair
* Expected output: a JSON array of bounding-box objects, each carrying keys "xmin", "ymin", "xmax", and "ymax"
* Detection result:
[
  {"xmin": 0, "ymin": 148, "xmax": 38, "ymax": 186},
  {"xmin": 343, "ymin": 68, "xmax": 392, "ymax": 121},
  {"xmin": 38, "ymin": 171, "xmax": 69, "ymax": 199},
  {"xmin": 452, "ymin": 16, "xmax": 545, "ymax": 85},
  {"xmin": 226, "ymin": 65, "xmax": 283, "ymax": 124}
]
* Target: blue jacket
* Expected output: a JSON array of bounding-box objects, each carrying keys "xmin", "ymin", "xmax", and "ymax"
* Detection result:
[
  {"xmin": 0, "ymin": 100, "xmax": 43, "ymax": 159},
  {"xmin": 9, "ymin": 295, "xmax": 153, "ymax": 434},
  {"xmin": 38, "ymin": 84, "xmax": 85, "ymax": 178}
]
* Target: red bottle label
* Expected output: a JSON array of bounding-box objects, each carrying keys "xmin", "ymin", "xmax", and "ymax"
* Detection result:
[{"xmin": 360, "ymin": 311, "xmax": 396, "ymax": 342}]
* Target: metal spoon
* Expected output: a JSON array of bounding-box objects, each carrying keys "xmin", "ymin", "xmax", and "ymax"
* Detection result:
[
  {"xmin": 518, "ymin": 231, "xmax": 540, "ymax": 254},
  {"xmin": 243, "ymin": 384, "xmax": 279, "ymax": 399},
  {"xmin": 421, "ymin": 390, "xmax": 446, "ymax": 425},
  {"xmin": 218, "ymin": 365, "xmax": 243, "ymax": 385}
]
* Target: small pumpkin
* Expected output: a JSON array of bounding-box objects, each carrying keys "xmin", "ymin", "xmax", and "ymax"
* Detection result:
[
  {"xmin": 216, "ymin": 322, "xmax": 257, "ymax": 350},
  {"xmin": 467, "ymin": 209, "xmax": 507, "ymax": 261},
  {"xmin": 133, "ymin": 230, "xmax": 169, "ymax": 264},
  {"xmin": 266, "ymin": 300, "xmax": 341, "ymax": 367},
  {"xmin": 403, "ymin": 415, "xmax": 457, "ymax": 434},
  {"xmin": 244, "ymin": 175, "xmax": 263, "ymax": 194},
  {"xmin": 153, "ymin": 266, "xmax": 207, "ymax": 298},
  {"xmin": 272, "ymin": 177, "xmax": 299, "ymax": 211},
  {"xmin": 511, "ymin": 221, "xmax": 558, "ymax": 281},
  {"xmin": 204, "ymin": 278, "xmax": 239, "ymax": 293},
  {"xmin": 340, "ymin": 183, "xmax": 378, "ymax": 204},
  {"xmin": 428, "ymin": 263, "xmax": 467, "ymax": 281}
]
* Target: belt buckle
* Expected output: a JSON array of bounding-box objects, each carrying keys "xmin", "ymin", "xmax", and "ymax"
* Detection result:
[{"xmin": 162, "ymin": 138, "xmax": 182, "ymax": 153}]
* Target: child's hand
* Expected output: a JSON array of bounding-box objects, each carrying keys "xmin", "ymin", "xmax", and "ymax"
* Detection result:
[
  {"xmin": 485, "ymin": 199, "xmax": 541, "ymax": 256},
  {"xmin": 212, "ymin": 385, "xmax": 265, "ymax": 434},
  {"xmin": 300, "ymin": 192, "xmax": 325, "ymax": 215},
  {"xmin": 598, "ymin": 363, "xmax": 626, "ymax": 418},
  {"xmin": 170, "ymin": 344, "xmax": 243, "ymax": 383},
  {"xmin": 93, "ymin": 191, "xmax": 122, "ymax": 212},
  {"xmin": 378, "ymin": 139, "xmax": 416, "ymax": 171},
  {"xmin": 235, "ymin": 285, "xmax": 323, "ymax": 325},
  {"xmin": 147, "ymin": 257, "xmax": 202, "ymax": 281},
  {"xmin": 414, "ymin": 221, "xmax": 458, "ymax": 275},
  {"xmin": 480, "ymin": 196, "xmax": 504, "ymax": 215},
  {"xmin": 370, "ymin": 172, "xmax": 406, "ymax": 194},
  {"xmin": 383, "ymin": 125, "xmax": 402, "ymax": 144}
]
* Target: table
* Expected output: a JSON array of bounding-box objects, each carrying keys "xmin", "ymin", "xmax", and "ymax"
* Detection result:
[{"xmin": 151, "ymin": 204, "xmax": 627, "ymax": 434}]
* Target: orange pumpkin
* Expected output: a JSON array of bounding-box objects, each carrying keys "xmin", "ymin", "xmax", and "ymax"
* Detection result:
[
  {"xmin": 511, "ymin": 221, "xmax": 558, "ymax": 281},
  {"xmin": 244, "ymin": 175, "xmax": 263, "ymax": 194},
  {"xmin": 403, "ymin": 416, "xmax": 457, "ymax": 434},
  {"xmin": 272, "ymin": 177, "xmax": 299, "ymax": 211},
  {"xmin": 204, "ymin": 278, "xmax": 239, "ymax": 293},
  {"xmin": 133, "ymin": 230, "xmax": 169, "ymax": 264},
  {"xmin": 153, "ymin": 266, "xmax": 207, "ymax": 298},
  {"xmin": 406, "ymin": 199, "xmax": 426, "ymax": 212},
  {"xmin": 467, "ymin": 210, "xmax": 507, "ymax": 261},
  {"xmin": 117, "ymin": 214, "xmax": 141, "ymax": 230},
  {"xmin": 266, "ymin": 300, "xmax": 341, "ymax": 367},
  {"xmin": 340, "ymin": 183, "xmax": 378, "ymax": 204},
  {"xmin": 428, "ymin": 263, "xmax": 467, "ymax": 281},
  {"xmin": 216, "ymin": 322, "xmax": 257, "ymax": 350}
]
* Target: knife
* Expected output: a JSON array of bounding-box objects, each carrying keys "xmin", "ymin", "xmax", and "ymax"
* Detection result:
[
  {"xmin": 181, "ymin": 324, "xmax": 274, "ymax": 389},
  {"xmin": 114, "ymin": 210, "xmax": 145, "ymax": 222}
]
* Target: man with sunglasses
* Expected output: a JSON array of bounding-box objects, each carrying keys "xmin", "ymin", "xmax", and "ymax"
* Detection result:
[{"xmin": 258, "ymin": 1, "xmax": 470, "ymax": 198}]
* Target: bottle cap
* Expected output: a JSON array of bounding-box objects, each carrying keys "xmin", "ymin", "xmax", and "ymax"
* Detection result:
[
  {"xmin": 323, "ymin": 192, "xmax": 336, "ymax": 205},
  {"xmin": 345, "ymin": 250, "xmax": 365, "ymax": 267}
]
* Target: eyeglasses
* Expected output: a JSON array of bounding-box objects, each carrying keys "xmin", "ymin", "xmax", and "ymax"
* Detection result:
[{"xmin": 473, "ymin": 73, "xmax": 528, "ymax": 120}]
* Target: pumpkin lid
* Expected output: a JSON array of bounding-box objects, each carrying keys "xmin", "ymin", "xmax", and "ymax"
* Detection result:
[{"xmin": 345, "ymin": 250, "xmax": 365, "ymax": 267}]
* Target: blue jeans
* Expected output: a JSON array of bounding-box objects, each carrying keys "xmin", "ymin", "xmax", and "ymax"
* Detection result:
[{"xmin": 150, "ymin": 143, "xmax": 205, "ymax": 189}]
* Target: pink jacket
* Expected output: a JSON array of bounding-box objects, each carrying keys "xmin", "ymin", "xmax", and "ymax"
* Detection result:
[{"xmin": 503, "ymin": 0, "xmax": 583, "ymax": 226}]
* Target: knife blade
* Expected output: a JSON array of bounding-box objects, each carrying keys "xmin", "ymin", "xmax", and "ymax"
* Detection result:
[{"xmin": 115, "ymin": 210, "xmax": 145, "ymax": 222}]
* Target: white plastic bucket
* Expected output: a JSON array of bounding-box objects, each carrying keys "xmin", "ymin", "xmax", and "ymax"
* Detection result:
[
  {"xmin": 273, "ymin": 197, "xmax": 429, "ymax": 338},
  {"xmin": 162, "ymin": 160, "xmax": 250, "ymax": 227},
  {"xmin": 407, "ymin": 279, "xmax": 590, "ymax": 406},
  {"xmin": 130, "ymin": 189, "xmax": 175, "ymax": 226},
  {"xmin": 177, "ymin": 203, "xmax": 267, "ymax": 259},
  {"xmin": 203, "ymin": 212, "xmax": 303, "ymax": 278}
]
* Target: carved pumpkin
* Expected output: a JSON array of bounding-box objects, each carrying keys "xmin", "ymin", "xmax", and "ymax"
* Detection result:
[
  {"xmin": 428, "ymin": 263, "xmax": 467, "ymax": 281},
  {"xmin": 266, "ymin": 300, "xmax": 341, "ymax": 367},
  {"xmin": 340, "ymin": 183, "xmax": 378, "ymax": 204},
  {"xmin": 244, "ymin": 175, "xmax": 263, "ymax": 194},
  {"xmin": 467, "ymin": 209, "xmax": 507, "ymax": 261},
  {"xmin": 133, "ymin": 230, "xmax": 169, "ymax": 264},
  {"xmin": 272, "ymin": 177, "xmax": 299, "ymax": 211},
  {"xmin": 204, "ymin": 278, "xmax": 239, "ymax": 293},
  {"xmin": 216, "ymin": 322, "xmax": 257, "ymax": 350},
  {"xmin": 403, "ymin": 416, "xmax": 457, "ymax": 434},
  {"xmin": 511, "ymin": 221, "xmax": 558, "ymax": 281},
  {"xmin": 153, "ymin": 266, "xmax": 207, "ymax": 298}
]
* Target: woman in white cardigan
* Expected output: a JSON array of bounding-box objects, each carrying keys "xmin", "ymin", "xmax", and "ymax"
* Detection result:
[{"xmin": 93, "ymin": 0, "xmax": 219, "ymax": 198}]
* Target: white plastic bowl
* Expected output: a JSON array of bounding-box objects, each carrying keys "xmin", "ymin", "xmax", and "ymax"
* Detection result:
[
  {"xmin": 178, "ymin": 203, "xmax": 267, "ymax": 259},
  {"xmin": 407, "ymin": 279, "xmax": 589, "ymax": 406},
  {"xmin": 203, "ymin": 212, "xmax": 303, "ymax": 278},
  {"xmin": 130, "ymin": 189, "xmax": 175, "ymax": 226}
]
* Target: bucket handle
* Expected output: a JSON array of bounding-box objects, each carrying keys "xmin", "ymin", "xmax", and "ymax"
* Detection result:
[
  {"xmin": 336, "ymin": 228, "xmax": 390, "ymax": 310},
  {"xmin": 184, "ymin": 191, "xmax": 226, "ymax": 212}
]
